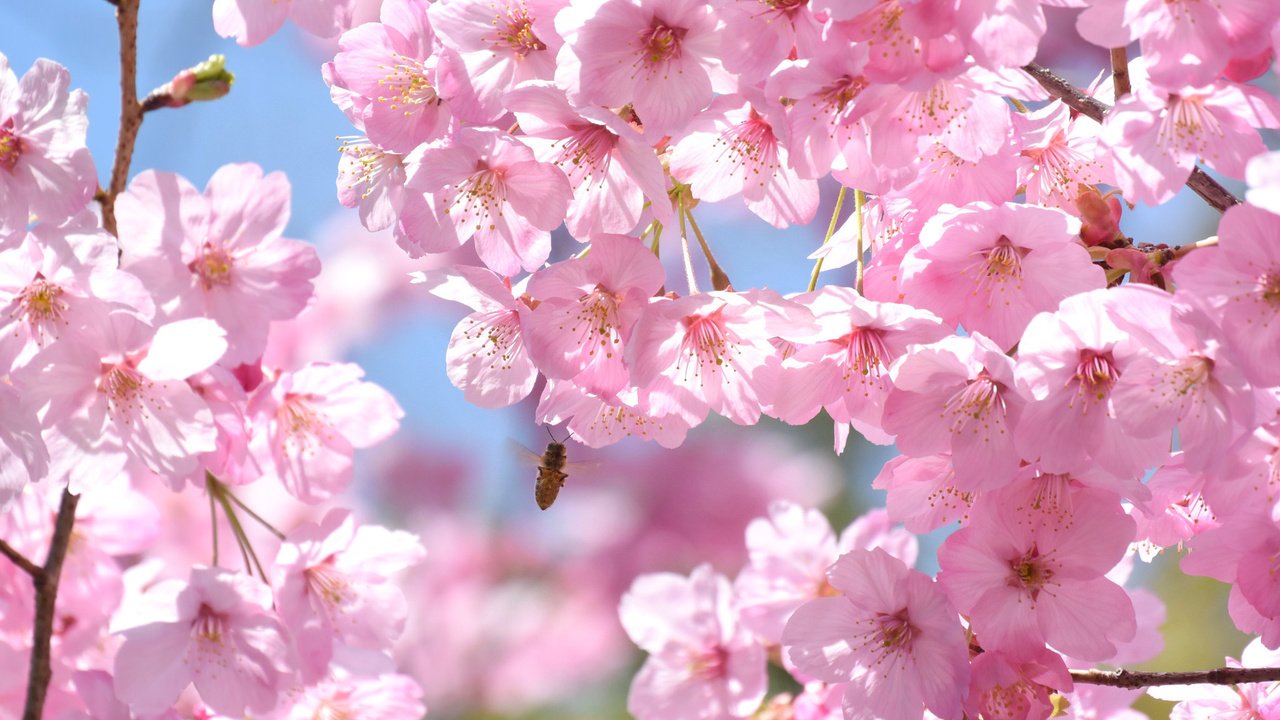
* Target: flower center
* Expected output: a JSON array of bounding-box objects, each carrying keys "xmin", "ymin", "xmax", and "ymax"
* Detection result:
[
  {"xmin": 687, "ymin": 646, "xmax": 728, "ymax": 681},
  {"xmin": 191, "ymin": 603, "xmax": 227, "ymax": 644},
  {"xmin": 875, "ymin": 609, "xmax": 916, "ymax": 650},
  {"xmin": 306, "ymin": 560, "xmax": 352, "ymax": 608},
  {"xmin": 499, "ymin": 6, "xmax": 546, "ymax": 57},
  {"xmin": 1259, "ymin": 271, "xmax": 1280, "ymax": 305},
  {"xmin": 1009, "ymin": 544, "xmax": 1053, "ymax": 599},
  {"xmin": 338, "ymin": 136, "xmax": 401, "ymax": 200},
  {"xmin": 821, "ymin": 75, "xmax": 869, "ymax": 116},
  {"xmin": 99, "ymin": 363, "xmax": 152, "ymax": 419},
  {"xmin": 554, "ymin": 125, "xmax": 618, "ymax": 184},
  {"xmin": 944, "ymin": 372, "xmax": 1004, "ymax": 432},
  {"xmin": 571, "ymin": 285, "xmax": 623, "ymax": 359},
  {"xmin": 279, "ymin": 393, "xmax": 333, "ymax": 455},
  {"xmin": 462, "ymin": 309, "xmax": 524, "ymax": 372},
  {"xmin": 191, "ymin": 241, "xmax": 234, "ymax": 290},
  {"xmin": 838, "ymin": 326, "xmax": 891, "ymax": 381},
  {"xmin": 15, "ymin": 276, "xmax": 68, "ymax": 344},
  {"xmin": 678, "ymin": 307, "xmax": 737, "ymax": 383},
  {"xmin": 1072, "ymin": 348, "xmax": 1119, "ymax": 403},
  {"xmin": 716, "ymin": 110, "xmax": 778, "ymax": 176},
  {"xmin": 0, "ymin": 118, "xmax": 22, "ymax": 173},
  {"xmin": 378, "ymin": 54, "xmax": 441, "ymax": 113},
  {"xmin": 638, "ymin": 20, "xmax": 686, "ymax": 66}
]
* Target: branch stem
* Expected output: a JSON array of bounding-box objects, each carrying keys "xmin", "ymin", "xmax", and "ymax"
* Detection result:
[
  {"xmin": 0, "ymin": 539, "xmax": 40, "ymax": 577},
  {"xmin": 99, "ymin": 0, "xmax": 144, "ymax": 237},
  {"xmin": 1071, "ymin": 666, "xmax": 1280, "ymax": 689},
  {"xmin": 1021, "ymin": 62, "xmax": 1240, "ymax": 213},
  {"xmin": 22, "ymin": 489, "xmax": 81, "ymax": 720},
  {"xmin": 1109, "ymin": 47, "xmax": 1132, "ymax": 99}
]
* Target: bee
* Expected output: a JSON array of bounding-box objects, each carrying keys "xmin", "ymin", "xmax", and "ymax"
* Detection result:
[{"xmin": 514, "ymin": 427, "xmax": 574, "ymax": 510}]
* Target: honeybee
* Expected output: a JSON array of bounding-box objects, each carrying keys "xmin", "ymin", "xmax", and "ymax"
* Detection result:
[{"xmin": 514, "ymin": 428, "xmax": 574, "ymax": 510}]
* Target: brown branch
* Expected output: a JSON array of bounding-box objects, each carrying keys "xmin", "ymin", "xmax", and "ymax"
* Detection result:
[
  {"xmin": 1021, "ymin": 63, "xmax": 1241, "ymax": 214},
  {"xmin": 98, "ymin": 0, "xmax": 143, "ymax": 238},
  {"xmin": 1072, "ymin": 666, "xmax": 1280, "ymax": 689},
  {"xmin": 22, "ymin": 489, "xmax": 81, "ymax": 720},
  {"xmin": 0, "ymin": 538, "xmax": 40, "ymax": 577},
  {"xmin": 1109, "ymin": 48, "xmax": 1132, "ymax": 99}
]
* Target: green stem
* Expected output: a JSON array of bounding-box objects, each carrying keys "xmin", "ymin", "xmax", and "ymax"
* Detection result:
[
  {"xmin": 684, "ymin": 206, "xmax": 731, "ymax": 291},
  {"xmin": 854, "ymin": 189, "xmax": 866, "ymax": 294},
  {"xmin": 807, "ymin": 186, "xmax": 848, "ymax": 292}
]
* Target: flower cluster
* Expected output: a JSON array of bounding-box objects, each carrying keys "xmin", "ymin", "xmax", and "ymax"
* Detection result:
[
  {"xmin": 309, "ymin": 0, "xmax": 1280, "ymax": 718},
  {"xmin": 0, "ymin": 49, "xmax": 423, "ymax": 719}
]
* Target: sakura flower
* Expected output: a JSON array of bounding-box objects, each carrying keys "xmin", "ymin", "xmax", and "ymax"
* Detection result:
[
  {"xmin": 273, "ymin": 509, "xmax": 425, "ymax": 681},
  {"xmin": 620, "ymin": 564, "xmax": 767, "ymax": 720},
  {"xmin": 17, "ymin": 315, "xmax": 225, "ymax": 491},
  {"xmin": 116, "ymin": 164, "xmax": 321, "ymax": 366},
  {"xmin": 428, "ymin": 0, "xmax": 565, "ymax": 119},
  {"xmin": 535, "ymin": 378, "xmax": 692, "ymax": 448},
  {"xmin": 408, "ymin": 127, "xmax": 572, "ymax": 276},
  {"xmin": 277, "ymin": 673, "xmax": 427, "ymax": 720},
  {"xmin": 1173, "ymin": 203, "xmax": 1280, "ymax": 387},
  {"xmin": 766, "ymin": 45, "xmax": 872, "ymax": 180},
  {"xmin": 66, "ymin": 670, "xmax": 181, "ymax": 720},
  {"xmin": 1102, "ymin": 79, "xmax": 1280, "ymax": 206},
  {"xmin": 247, "ymin": 362, "xmax": 403, "ymax": 503},
  {"xmin": 524, "ymin": 234, "xmax": 664, "ymax": 395},
  {"xmin": 1077, "ymin": 0, "xmax": 1279, "ymax": 88},
  {"xmin": 955, "ymin": 0, "xmax": 1047, "ymax": 70},
  {"xmin": 783, "ymin": 548, "xmax": 970, "ymax": 720},
  {"xmin": 554, "ymin": 0, "xmax": 732, "ymax": 138},
  {"xmin": 214, "ymin": 0, "xmax": 353, "ymax": 45},
  {"xmin": 0, "ymin": 382, "xmax": 47, "ymax": 510},
  {"xmin": 336, "ymin": 138, "xmax": 409, "ymax": 233},
  {"xmin": 883, "ymin": 332, "xmax": 1024, "ymax": 491},
  {"xmin": 113, "ymin": 567, "xmax": 295, "ymax": 717},
  {"xmin": 1013, "ymin": 288, "xmax": 1171, "ymax": 479},
  {"xmin": 937, "ymin": 484, "xmax": 1137, "ymax": 662},
  {"xmin": 872, "ymin": 454, "xmax": 972, "ymax": 534},
  {"xmin": 766, "ymin": 286, "xmax": 948, "ymax": 440},
  {"xmin": 733, "ymin": 502, "xmax": 917, "ymax": 644},
  {"xmin": 506, "ymin": 82, "xmax": 671, "ymax": 239},
  {"xmin": 417, "ymin": 265, "xmax": 537, "ymax": 408},
  {"xmin": 0, "ymin": 54, "xmax": 97, "ymax": 233},
  {"xmin": 828, "ymin": 0, "xmax": 964, "ymax": 85},
  {"xmin": 0, "ymin": 213, "xmax": 152, "ymax": 365},
  {"xmin": 966, "ymin": 648, "xmax": 1072, "ymax": 720},
  {"xmin": 1016, "ymin": 102, "xmax": 1114, "ymax": 211},
  {"xmin": 715, "ymin": 0, "xmax": 825, "ymax": 80},
  {"xmin": 330, "ymin": 0, "xmax": 451, "ymax": 152},
  {"xmin": 629, "ymin": 290, "xmax": 806, "ymax": 426},
  {"xmin": 899, "ymin": 201, "xmax": 1103, "ymax": 350},
  {"xmin": 668, "ymin": 95, "xmax": 820, "ymax": 229}
]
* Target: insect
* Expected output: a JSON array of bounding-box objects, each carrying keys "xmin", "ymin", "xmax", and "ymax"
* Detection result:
[{"xmin": 514, "ymin": 427, "xmax": 572, "ymax": 510}]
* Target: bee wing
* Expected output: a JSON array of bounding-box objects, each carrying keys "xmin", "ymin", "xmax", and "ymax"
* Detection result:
[{"xmin": 508, "ymin": 439, "xmax": 546, "ymax": 467}]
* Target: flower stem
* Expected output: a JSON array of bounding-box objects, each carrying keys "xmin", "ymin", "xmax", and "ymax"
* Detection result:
[
  {"xmin": 854, "ymin": 189, "xmax": 866, "ymax": 294},
  {"xmin": 807, "ymin": 186, "xmax": 848, "ymax": 292},
  {"xmin": 1110, "ymin": 47, "xmax": 1132, "ymax": 99},
  {"xmin": 1071, "ymin": 666, "xmax": 1280, "ymax": 688},
  {"xmin": 684, "ymin": 206, "xmax": 731, "ymax": 291}
]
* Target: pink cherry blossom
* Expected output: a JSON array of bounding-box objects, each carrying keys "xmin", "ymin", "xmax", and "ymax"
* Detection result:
[
  {"xmin": 783, "ymin": 548, "xmax": 970, "ymax": 720},
  {"xmin": 214, "ymin": 0, "xmax": 354, "ymax": 45},
  {"xmin": 113, "ymin": 566, "xmax": 295, "ymax": 717},
  {"xmin": 966, "ymin": 648, "xmax": 1072, "ymax": 720},
  {"xmin": 336, "ymin": 138, "xmax": 409, "ymax": 233},
  {"xmin": 1103, "ymin": 78, "xmax": 1280, "ymax": 206},
  {"xmin": 0, "ymin": 54, "xmax": 96, "ymax": 233},
  {"xmin": 872, "ymin": 454, "xmax": 972, "ymax": 534},
  {"xmin": 955, "ymin": 0, "xmax": 1047, "ymax": 70},
  {"xmin": 828, "ymin": 1, "xmax": 964, "ymax": 85},
  {"xmin": 17, "ymin": 315, "xmax": 225, "ymax": 491},
  {"xmin": 0, "ymin": 382, "xmax": 47, "ymax": 510},
  {"xmin": 330, "ymin": 0, "xmax": 451, "ymax": 153},
  {"xmin": 428, "ymin": 0, "xmax": 565, "ymax": 120},
  {"xmin": 506, "ymin": 82, "xmax": 671, "ymax": 239},
  {"xmin": 277, "ymin": 674, "xmax": 427, "ymax": 720},
  {"xmin": 899, "ymin": 201, "xmax": 1103, "ymax": 350},
  {"xmin": 668, "ymin": 95, "xmax": 820, "ymax": 229},
  {"xmin": 938, "ymin": 484, "xmax": 1137, "ymax": 662},
  {"xmin": 247, "ymin": 362, "xmax": 403, "ymax": 503},
  {"xmin": 715, "ymin": 0, "xmax": 825, "ymax": 80},
  {"xmin": 620, "ymin": 564, "xmax": 767, "ymax": 719},
  {"xmin": 1013, "ymin": 288, "xmax": 1171, "ymax": 479},
  {"xmin": 417, "ymin": 265, "xmax": 538, "ymax": 408},
  {"xmin": 116, "ymin": 164, "xmax": 321, "ymax": 366},
  {"xmin": 1016, "ymin": 102, "xmax": 1115, "ymax": 212},
  {"xmin": 1076, "ymin": 0, "xmax": 1280, "ymax": 88},
  {"xmin": 1172, "ymin": 203, "xmax": 1280, "ymax": 387},
  {"xmin": 554, "ymin": 0, "xmax": 732, "ymax": 138},
  {"xmin": 733, "ymin": 503, "xmax": 917, "ymax": 644},
  {"xmin": 408, "ymin": 128, "xmax": 571, "ymax": 275},
  {"xmin": 524, "ymin": 234, "xmax": 664, "ymax": 395},
  {"xmin": 273, "ymin": 508, "xmax": 425, "ymax": 681},
  {"xmin": 767, "ymin": 45, "xmax": 872, "ymax": 181},
  {"xmin": 628, "ymin": 290, "xmax": 805, "ymax": 426},
  {"xmin": 534, "ymin": 378, "xmax": 692, "ymax": 448},
  {"xmin": 883, "ymin": 332, "xmax": 1024, "ymax": 491}
]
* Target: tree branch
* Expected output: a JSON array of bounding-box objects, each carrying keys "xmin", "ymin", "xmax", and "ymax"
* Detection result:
[
  {"xmin": 1072, "ymin": 666, "xmax": 1280, "ymax": 689},
  {"xmin": 1021, "ymin": 63, "xmax": 1241, "ymax": 214},
  {"xmin": 22, "ymin": 489, "xmax": 81, "ymax": 720},
  {"xmin": 0, "ymin": 538, "xmax": 40, "ymax": 577},
  {"xmin": 98, "ymin": 0, "xmax": 143, "ymax": 237}
]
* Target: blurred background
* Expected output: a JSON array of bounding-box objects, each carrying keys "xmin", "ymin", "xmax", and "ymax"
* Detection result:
[{"xmin": 0, "ymin": 3, "xmax": 1261, "ymax": 718}]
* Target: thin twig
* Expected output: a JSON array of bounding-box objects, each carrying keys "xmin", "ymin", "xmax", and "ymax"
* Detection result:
[
  {"xmin": 677, "ymin": 198, "xmax": 699, "ymax": 295},
  {"xmin": 1109, "ymin": 47, "xmax": 1132, "ymax": 99},
  {"xmin": 0, "ymin": 539, "xmax": 40, "ymax": 577},
  {"xmin": 854, "ymin": 189, "xmax": 866, "ymax": 295},
  {"xmin": 1021, "ymin": 62, "xmax": 1240, "ymax": 213},
  {"xmin": 209, "ymin": 486, "xmax": 219, "ymax": 566},
  {"xmin": 23, "ymin": 489, "xmax": 81, "ymax": 720},
  {"xmin": 99, "ymin": 0, "xmax": 144, "ymax": 237},
  {"xmin": 1071, "ymin": 666, "xmax": 1280, "ymax": 689}
]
